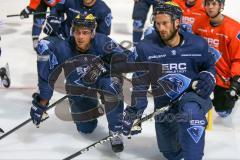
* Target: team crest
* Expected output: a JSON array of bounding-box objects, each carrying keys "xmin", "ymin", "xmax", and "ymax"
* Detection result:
[
  {"xmin": 187, "ymin": 126, "xmax": 205, "ymax": 143},
  {"xmin": 157, "ymin": 74, "xmax": 191, "ymax": 100}
]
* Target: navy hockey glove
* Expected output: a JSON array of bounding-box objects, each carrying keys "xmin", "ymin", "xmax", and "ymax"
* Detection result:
[
  {"xmin": 228, "ymin": 75, "xmax": 240, "ymax": 101},
  {"xmin": 83, "ymin": 57, "xmax": 107, "ymax": 84},
  {"xmin": 20, "ymin": 6, "xmax": 33, "ymax": 19},
  {"xmin": 43, "ymin": 15, "xmax": 61, "ymax": 36},
  {"xmin": 122, "ymin": 106, "xmax": 142, "ymax": 136},
  {"xmin": 195, "ymin": 71, "xmax": 216, "ymax": 98},
  {"xmin": 30, "ymin": 93, "xmax": 49, "ymax": 127}
]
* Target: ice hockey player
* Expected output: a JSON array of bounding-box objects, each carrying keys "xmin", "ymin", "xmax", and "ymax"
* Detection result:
[
  {"xmin": 192, "ymin": 0, "xmax": 240, "ymax": 118},
  {"xmin": 20, "ymin": 0, "xmax": 60, "ymax": 50},
  {"xmin": 132, "ymin": 0, "xmax": 172, "ymax": 45},
  {"xmin": 44, "ymin": 0, "xmax": 112, "ymax": 38},
  {"xmin": 30, "ymin": 14, "xmax": 125, "ymax": 153},
  {"xmin": 0, "ymin": 36, "xmax": 10, "ymax": 88},
  {"xmin": 173, "ymin": 0, "xmax": 205, "ymax": 33},
  {"xmin": 122, "ymin": 2, "xmax": 216, "ymax": 160}
]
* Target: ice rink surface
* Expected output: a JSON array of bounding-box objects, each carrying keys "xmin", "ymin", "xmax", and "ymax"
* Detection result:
[{"xmin": 0, "ymin": 0, "xmax": 240, "ymax": 159}]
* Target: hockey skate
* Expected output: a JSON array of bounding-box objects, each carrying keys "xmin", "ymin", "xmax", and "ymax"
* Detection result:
[
  {"xmin": 109, "ymin": 131, "xmax": 124, "ymax": 153},
  {"xmin": 0, "ymin": 64, "xmax": 11, "ymax": 88}
]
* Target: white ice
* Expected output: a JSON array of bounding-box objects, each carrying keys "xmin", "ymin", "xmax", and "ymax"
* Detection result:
[{"xmin": 0, "ymin": 0, "xmax": 240, "ymax": 159}]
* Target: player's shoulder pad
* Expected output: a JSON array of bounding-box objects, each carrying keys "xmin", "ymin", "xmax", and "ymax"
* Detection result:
[
  {"xmin": 93, "ymin": 33, "xmax": 126, "ymax": 54},
  {"xmin": 37, "ymin": 36, "xmax": 62, "ymax": 56},
  {"xmin": 182, "ymin": 31, "xmax": 208, "ymax": 50}
]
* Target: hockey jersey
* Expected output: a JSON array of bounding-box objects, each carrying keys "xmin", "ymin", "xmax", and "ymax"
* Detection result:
[
  {"xmin": 192, "ymin": 15, "xmax": 240, "ymax": 88},
  {"xmin": 51, "ymin": 0, "xmax": 112, "ymax": 37},
  {"xmin": 28, "ymin": 0, "xmax": 60, "ymax": 10},
  {"xmin": 131, "ymin": 31, "xmax": 215, "ymax": 111},
  {"xmin": 173, "ymin": 0, "xmax": 206, "ymax": 32},
  {"xmin": 36, "ymin": 33, "xmax": 126, "ymax": 100}
]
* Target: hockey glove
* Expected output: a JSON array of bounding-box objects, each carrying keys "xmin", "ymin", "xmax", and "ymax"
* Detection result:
[
  {"xmin": 122, "ymin": 106, "xmax": 142, "ymax": 136},
  {"xmin": 43, "ymin": 15, "xmax": 61, "ymax": 36},
  {"xmin": 195, "ymin": 71, "xmax": 216, "ymax": 99},
  {"xmin": 20, "ymin": 6, "xmax": 33, "ymax": 19},
  {"xmin": 30, "ymin": 93, "xmax": 49, "ymax": 127},
  {"xmin": 83, "ymin": 57, "xmax": 107, "ymax": 84},
  {"xmin": 228, "ymin": 75, "xmax": 240, "ymax": 101},
  {"xmin": 0, "ymin": 128, "xmax": 4, "ymax": 133}
]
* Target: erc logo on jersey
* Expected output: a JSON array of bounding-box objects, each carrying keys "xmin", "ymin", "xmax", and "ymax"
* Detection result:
[{"xmin": 162, "ymin": 63, "xmax": 187, "ymax": 74}]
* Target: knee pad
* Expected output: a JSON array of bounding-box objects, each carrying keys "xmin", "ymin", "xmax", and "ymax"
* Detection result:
[
  {"xmin": 180, "ymin": 102, "xmax": 207, "ymax": 127},
  {"xmin": 75, "ymin": 119, "xmax": 98, "ymax": 134},
  {"xmin": 133, "ymin": 20, "xmax": 144, "ymax": 32}
]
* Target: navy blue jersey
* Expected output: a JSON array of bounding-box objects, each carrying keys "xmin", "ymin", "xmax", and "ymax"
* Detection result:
[
  {"xmin": 51, "ymin": 0, "xmax": 112, "ymax": 37},
  {"xmin": 131, "ymin": 31, "xmax": 216, "ymax": 110},
  {"xmin": 36, "ymin": 33, "xmax": 125, "ymax": 100}
]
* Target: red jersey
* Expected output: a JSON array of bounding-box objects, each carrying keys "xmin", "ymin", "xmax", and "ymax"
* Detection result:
[
  {"xmin": 28, "ymin": 0, "xmax": 59, "ymax": 10},
  {"xmin": 173, "ymin": 0, "xmax": 206, "ymax": 26},
  {"xmin": 193, "ymin": 15, "xmax": 240, "ymax": 88}
]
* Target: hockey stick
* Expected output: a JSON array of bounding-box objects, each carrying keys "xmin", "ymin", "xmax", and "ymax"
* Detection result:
[
  {"xmin": 62, "ymin": 103, "xmax": 172, "ymax": 160},
  {"xmin": 0, "ymin": 95, "xmax": 68, "ymax": 140},
  {"xmin": 6, "ymin": 11, "xmax": 50, "ymax": 18}
]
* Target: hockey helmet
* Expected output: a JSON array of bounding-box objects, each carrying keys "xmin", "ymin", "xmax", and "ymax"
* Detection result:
[
  {"xmin": 71, "ymin": 13, "xmax": 97, "ymax": 32},
  {"xmin": 153, "ymin": 1, "xmax": 183, "ymax": 20}
]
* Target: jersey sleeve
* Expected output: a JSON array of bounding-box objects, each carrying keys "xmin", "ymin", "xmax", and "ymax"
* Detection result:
[
  {"xmin": 130, "ymin": 45, "xmax": 150, "ymax": 114},
  {"xmin": 36, "ymin": 38, "xmax": 61, "ymax": 100},
  {"xmin": 50, "ymin": 0, "xmax": 66, "ymax": 17},
  {"xmin": 97, "ymin": 7, "xmax": 112, "ymax": 35},
  {"xmin": 229, "ymin": 30, "xmax": 240, "ymax": 77},
  {"xmin": 200, "ymin": 39, "xmax": 216, "ymax": 79},
  {"xmin": 28, "ymin": 0, "xmax": 41, "ymax": 10}
]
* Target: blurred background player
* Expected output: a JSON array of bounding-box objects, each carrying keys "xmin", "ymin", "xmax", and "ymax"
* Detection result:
[
  {"xmin": 123, "ymin": 2, "xmax": 215, "ymax": 160},
  {"xmin": 173, "ymin": 0, "xmax": 205, "ymax": 33},
  {"xmin": 0, "ymin": 36, "xmax": 10, "ymax": 88},
  {"xmin": 192, "ymin": 0, "xmax": 240, "ymax": 118},
  {"xmin": 44, "ymin": 0, "xmax": 112, "ymax": 38},
  {"xmin": 20, "ymin": 0, "xmax": 60, "ymax": 50},
  {"xmin": 30, "ymin": 14, "xmax": 125, "ymax": 153},
  {"xmin": 132, "ymin": 0, "xmax": 159, "ymax": 45}
]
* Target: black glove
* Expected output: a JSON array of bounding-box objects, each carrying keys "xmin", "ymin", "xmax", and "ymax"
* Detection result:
[
  {"xmin": 20, "ymin": 6, "xmax": 33, "ymax": 19},
  {"xmin": 83, "ymin": 57, "xmax": 107, "ymax": 84},
  {"xmin": 122, "ymin": 106, "xmax": 142, "ymax": 136},
  {"xmin": 195, "ymin": 71, "xmax": 216, "ymax": 98},
  {"xmin": 43, "ymin": 15, "xmax": 61, "ymax": 36},
  {"xmin": 30, "ymin": 93, "xmax": 49, "ymax": 127},
  {"xmin": 0, "ymin": 128, "xmax": 4, "ymax": 133},
  {"xmin": 229, "ymin": 75, "xmax": 240, "ymax": 100}
]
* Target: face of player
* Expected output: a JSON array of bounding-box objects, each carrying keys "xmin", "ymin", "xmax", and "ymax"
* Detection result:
[
  {"xmin": 204, "ymin": 0, "xmax": 223, "ymax": 18},
  {"xmin": 83, "ymin": 0, "xmax": 96, "ymax": 7},
  {"xmin": 73, "ymin": 27, "xmax": 93, "ymax": 52},
  {"xmin": 154, "ymin": 14, "xmax": 180, "ymax": 42}
]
